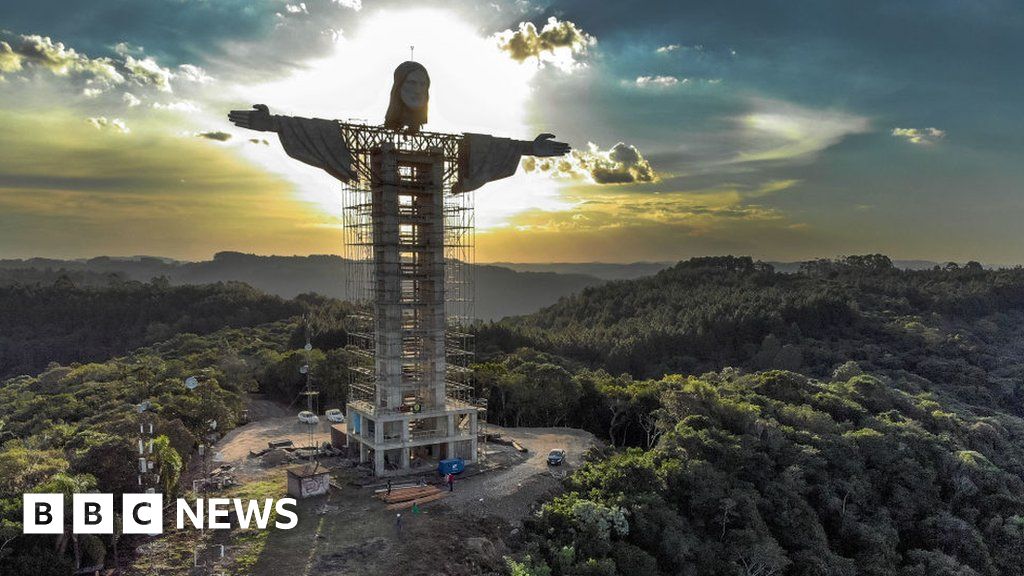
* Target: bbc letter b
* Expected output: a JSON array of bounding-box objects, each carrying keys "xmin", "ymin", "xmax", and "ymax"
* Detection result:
[{"xmin": 23, "ymin": 494, "xmax": 63, "ymax": 534}]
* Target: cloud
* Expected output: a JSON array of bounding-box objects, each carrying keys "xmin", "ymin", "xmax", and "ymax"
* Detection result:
[
  {"xmin": 0, "ymin": 42, "xmax": 23, "ymax": 73},
  {"xmin": 249, "ymin": 138, "xmax": 270, "ymax": 145},
  {"xmin": 177, "ymin": 64, "xmax": 214, "ymax": 84},
  {"xmin": 0, "ymin": 32, "xmax": 190, "ymax": 100},
  {"xmin": 0, "ymin": 108, "xmax": 325, "ymax": 260},
  {"xmin": 656, "ymin": 44, "xmax": 680, "ymax": 53},
  {"xmin": 493, "ymin": 17, "xmax": 595, "ymax": 71},
  {"xmin": 474, "ymin": 181, "xmax": 823, "ymax": 262},
  {"xmin": 892, "ymin": 127, "xmax": 946, "ymax": 145},
  {"xmin": 522, "ymin": 142, "xmax": 659, "ymax": 184},
  {"xmin": 124, "ymin": 55, "xmax": 173, "ymax": 92},
  {"xmin": 112, "ymin": 42, "xmax": 144, "ymax": 57},
  {"xmin": 87, "ymin": 117, "xmax": 130, "ymax": 133},
  {"xmin": 152, "ymin": 100, "xmax": 199, "ymax": 112},
  {"xmin": 734, "ymin": 99, "xmax": 870, "ymax": 164},
  {"xmin": 635, "ymin": 75, "xmax": 683, "ymax": 87},
  {"xmin": 6, "ymin": 35, "xmax": 124, "ymax": 88},
  {"xmin": 122, "ymin": 92, "xmax": 141, "ymax": 107},
  {"xmin": 196, "ymin": 131, "xmax": 232, "ymax": 142},
  {"xmin": 285, "ymin": 3, "xmax": 308, "ymax": 14}
]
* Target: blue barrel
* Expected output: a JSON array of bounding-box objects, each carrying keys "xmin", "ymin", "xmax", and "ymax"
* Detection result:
[{"xmin": 438, "ymin": 458, "xmax": 465, "ymax": 475}]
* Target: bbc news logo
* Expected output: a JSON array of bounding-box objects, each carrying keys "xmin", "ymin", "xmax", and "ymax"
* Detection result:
[{"xmin": 23, "ymin": 494, "xmax": 298, "ymax": 534}]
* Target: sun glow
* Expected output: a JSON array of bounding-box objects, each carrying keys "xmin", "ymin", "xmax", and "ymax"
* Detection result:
[{"xmin": 226, "ymin": 8, "xmax": 570, "ymax": 231}]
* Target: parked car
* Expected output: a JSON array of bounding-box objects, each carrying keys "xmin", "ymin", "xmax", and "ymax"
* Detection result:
[
  {"xmin": 547, "ymin": 449, "xmax": 566, "ymax": 466},
  {"xmin": 325, "ymin": 408, "xmax": 345, "ymax": 423},
  {"xmin": 298, "ymin": 410, "xmax": 319, "ymax": 425}
]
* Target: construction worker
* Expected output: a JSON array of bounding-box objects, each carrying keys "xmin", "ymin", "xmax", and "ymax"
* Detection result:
[
  {"xmin": 395, "ymin": 512, "xmax": 402, "ymax": 533},
  {"xmin": 386, "ymin": 479, "xmax": 392, "ymax": 496},
  {"xmin": 446, "ymin": 473, "xmax": 454, "ymax": 492}
]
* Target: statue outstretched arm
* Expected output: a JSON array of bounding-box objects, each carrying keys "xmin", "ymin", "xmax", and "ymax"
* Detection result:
[
  {"xmin": 228, "ymin": 104, "xmax": 354, "ymax": 182},
  {"xmin": 457, "ymin": 132, "xmax": 571, "ymax": 192},
  {"xmin": 519, "ymin": 133, "xmax": 572, "ymax": 157},
  {"xmin": 228, "ymin": 104, "xmax": 279, "ymax": 132}
]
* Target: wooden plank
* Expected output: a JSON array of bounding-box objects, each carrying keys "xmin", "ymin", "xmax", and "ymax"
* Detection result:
[
  {"xmin": 385, "ymin": 491, "xmax": 447, "ymax": 510},
  {"xmin": 378, "ymin": 486, "xmax": 440, "ymax": 503}
]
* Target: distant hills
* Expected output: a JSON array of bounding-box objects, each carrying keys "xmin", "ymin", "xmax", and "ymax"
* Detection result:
[
  {"xmin": 0, "ymin": 253, "xmax": 986, "ymax": 321},
  {"xmin": 488, "ymin": 259, "xmax": 949, "ymax": 279},
  {"xmin": 0, "ymin": 252, "xmax": 603, "ymax": 321},
  {"xmin": 487, "ymin": 261, "xmax": 671, "ymax": 280},
  {"xmin": 486, "ymin": 254, "xmax": 1024, "ymax": 380}
]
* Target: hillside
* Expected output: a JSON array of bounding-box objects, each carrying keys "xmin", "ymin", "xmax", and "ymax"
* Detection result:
[
  {"xmin": 486, "ymin": 261, "xmax": 671, "ymax": 280},
  {"xmin": 485, "ymin": 256, "xmax": 1024, "ymax": 402},
  {"xmin": 0, "ymin": 278, "xmax": 305, "ymax": 379},
  {"xmin": 475, "ymin": 255, "xmax": 1024, "ymax": 575},
  {"xmin": 483, "ymin": 259, "xmax": 945, "ymax": 279},
  {"xmin": 0, "ymin": 253, "xmax": 603, "ymax": 320},
  {"xmin": 0, "ymin": 318, "xmax": 322, "ymax": 574},
  {"xmin": 9, "ymin": 254, "xmax": 1024, "ymax": 575}
]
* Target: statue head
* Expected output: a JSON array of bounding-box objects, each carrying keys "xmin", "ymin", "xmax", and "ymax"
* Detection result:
[{"xmin": 384, "ymin": 61, "xmax": 430, "ymax": 132}]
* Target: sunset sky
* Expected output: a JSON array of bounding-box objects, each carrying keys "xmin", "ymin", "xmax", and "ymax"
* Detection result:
[{"xmin": 1, "ymin": 0, "xmax": 1021, "ymax": 264}]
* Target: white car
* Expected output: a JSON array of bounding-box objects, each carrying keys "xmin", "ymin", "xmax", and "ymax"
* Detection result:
[
  {"xmin": 325, "ymin": 409, "xmax": 345, "ymax": 423},
  {"xmin": 298, "ymin": 411, "xmax": 319, "ymax": 425}
]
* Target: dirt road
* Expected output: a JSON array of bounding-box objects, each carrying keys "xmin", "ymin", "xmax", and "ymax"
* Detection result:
[
  {"xmin": 213, "ymin": 395, "xmax": 333, "ymax": 463},
  {"xmin": 445, "ymin": 425, "xmax": 596, "ymax": 522},
  {"xmin": 134, "ymin": 400, "xmax": 598, "ymax": 575}
]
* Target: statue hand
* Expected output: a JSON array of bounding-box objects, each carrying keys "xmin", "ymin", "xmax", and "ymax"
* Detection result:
[
  {"xmin": 228, "ymin": 104, "xmax": 277, "ymax": 132},
  {"xmin": 532, "ymin": 133, "xmax": 571, "ymax": 157}
]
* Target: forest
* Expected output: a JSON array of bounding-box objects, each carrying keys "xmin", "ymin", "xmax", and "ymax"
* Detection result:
[
  {"xmin": 482, "ymin": 256, "xmax": 1024, "ymax": 575},
  {"xmin": 0, "ymin": 282, "xmax": 352, "ymax": 574},
  {"xmin": 5, "ymin": 255, "xmax": 1024, "ymax": 574},
  {"xmin": 0, "ymin": 272, "xmax": 304, "ymax": 380}
]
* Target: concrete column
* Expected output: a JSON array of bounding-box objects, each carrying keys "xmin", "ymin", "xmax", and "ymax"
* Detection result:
[
  {"xmin": 374, "ymin": 449, "xmax": 385, "ymax": 476},
  {"xmin": 469, "ymin": 411, "xmax": 478, "ymax": 462},
  {"xmin": 401, "ymin": 448, "xmax": 410, "ymax": 469},
  {"xmin": 426, "ymin": 158, "xmax": 447, "ymax": 410},
  {"xmin": 446, "ymin": 414, "xmax": 456, "ymax": 459},
  {"xmin": 372, "ymin": 144, "xmax": 403, "ymax": 410},
  {"xmin": 359, "ymin": 442, "xmax": 368, "ymax": 463}
]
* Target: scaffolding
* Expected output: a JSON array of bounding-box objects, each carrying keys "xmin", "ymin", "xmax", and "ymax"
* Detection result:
[{"xmin": 339, "ymin": 122, "xmax": 477, "ymax": 476}]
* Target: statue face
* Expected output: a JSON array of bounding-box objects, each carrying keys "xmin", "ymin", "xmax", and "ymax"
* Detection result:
[{"xmin": 400, "ymin": 70, "xmax": 428, "ymax": 110}]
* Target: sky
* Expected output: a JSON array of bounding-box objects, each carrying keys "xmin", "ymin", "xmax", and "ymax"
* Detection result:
[{"xmin": 0, "ymin": 0, "xmax": 1021, "ymax": 264}]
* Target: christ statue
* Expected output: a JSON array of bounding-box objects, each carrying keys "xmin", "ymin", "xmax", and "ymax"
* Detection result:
[{"xmin": 227, "ymin": 60, "xmax": 571, "ymax": 191}]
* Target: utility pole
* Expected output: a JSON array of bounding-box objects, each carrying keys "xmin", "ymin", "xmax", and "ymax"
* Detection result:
[
  {"xmin": 300, "ymin": 317, "xmax": 319, "ymax": 460},
  {"xmin": 185, "ymin": 375, "xmax": 218, "ymax": 492},
  {"xmin": 136, "ymin": 401, "xmax": 156, "ymax": 493}
]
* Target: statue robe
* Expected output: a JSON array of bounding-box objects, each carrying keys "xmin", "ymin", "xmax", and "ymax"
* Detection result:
[{"xmin": 274, "ymin": 116, "xmax": 523, "ymax": 192}]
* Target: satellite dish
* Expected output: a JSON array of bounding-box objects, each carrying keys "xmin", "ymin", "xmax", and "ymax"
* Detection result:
[
  {"xmin": 137, "ymin": 401, "xmax": 150, "ymax": 413},
  {"xmin": 185, "ymin": 376, "xmax": 199, "ymax": 390},
  {"xmin": 300, "ymin": 365, "xmax": 309, "ymax": 375},
  {"xmin": 208, "ymin": 419, "xmax": 218, "ymax": 430},
  {"xmin": 304, "ymin": 343, "xmax": 312, "ymax": 351}
]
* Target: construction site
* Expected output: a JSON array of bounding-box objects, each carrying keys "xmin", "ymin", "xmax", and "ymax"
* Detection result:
[
  {"xmin": 339, "ymin": 123, "xmax": 481, "ymax": 477},
  {"xmin": 119, "ymin": 122, "xmax": 596, "ymax": 575}
]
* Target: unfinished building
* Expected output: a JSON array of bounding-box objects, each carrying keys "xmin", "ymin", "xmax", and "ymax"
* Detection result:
[{"xmin": 341, "ymin": 124, "xmax": 477, "ymax": 476}]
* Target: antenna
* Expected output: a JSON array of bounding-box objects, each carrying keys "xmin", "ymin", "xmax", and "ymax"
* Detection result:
[
  {"xmin": 300, "ymin": 316, "xmax": 319, "ymax": 460},
  {"xmin": 410, "ymin": 45, "xmax": 415, "ymax": 61}
]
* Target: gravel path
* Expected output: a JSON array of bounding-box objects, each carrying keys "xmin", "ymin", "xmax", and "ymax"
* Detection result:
[
  {"xmin": 213, "ymin": 395, "xmax": 333, "ymax": 463},
  {"xmin": 445, "ymin": 425, "xmax": 596, "ymax": 523}
]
